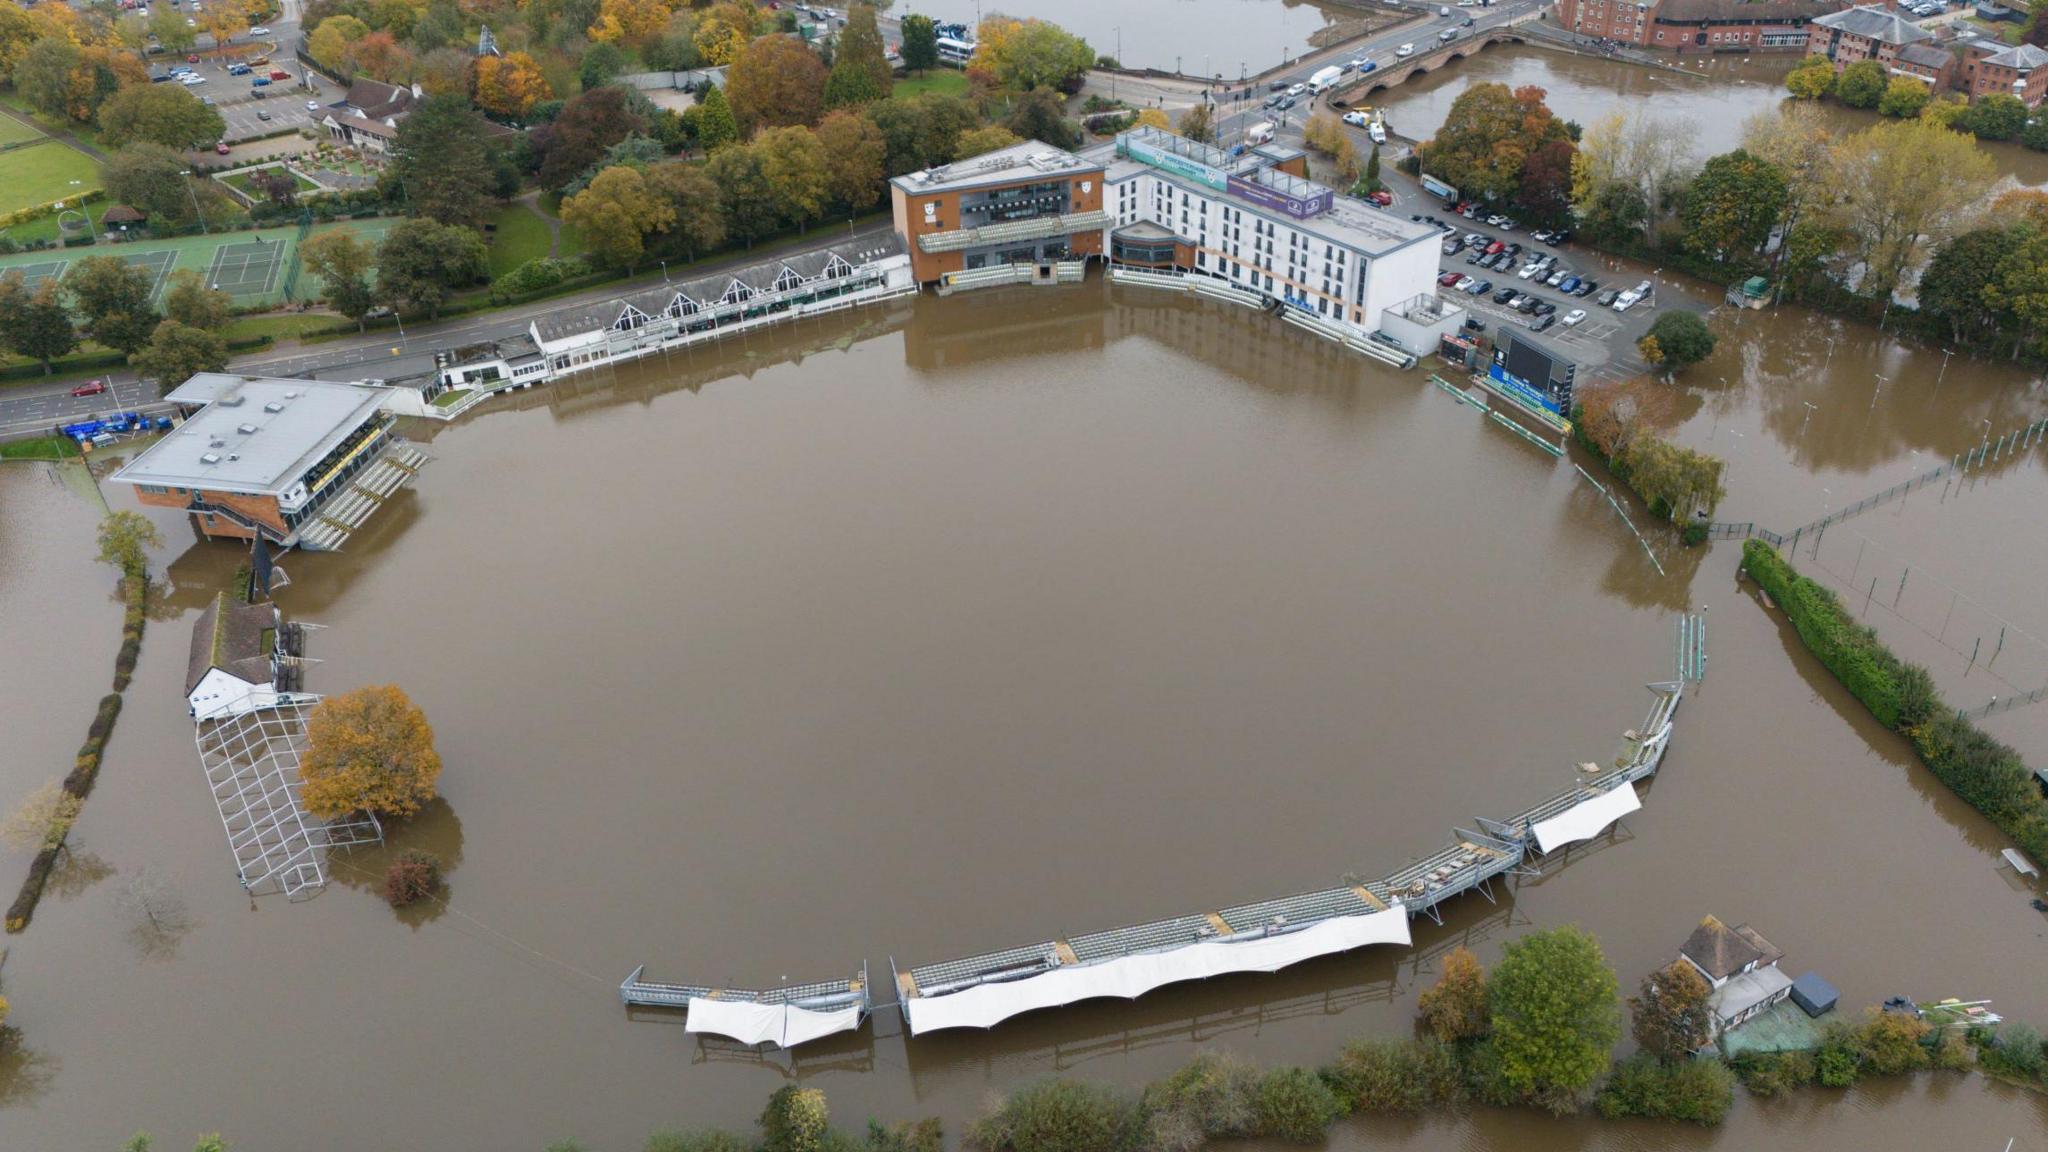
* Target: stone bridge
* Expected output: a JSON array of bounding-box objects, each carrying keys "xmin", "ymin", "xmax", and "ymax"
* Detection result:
[{"xmin": 1326, "ymin": 27, "xmax": 1531, "ymax": 108}]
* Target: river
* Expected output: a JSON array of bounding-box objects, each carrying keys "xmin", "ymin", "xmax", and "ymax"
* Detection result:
[{"xmin": 1, "ymin": 278, "xmax": 2044, "ymax": 1149}]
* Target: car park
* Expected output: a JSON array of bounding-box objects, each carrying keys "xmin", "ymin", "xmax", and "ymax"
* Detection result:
[{"xmin": 1562, "ymin": 309, "xmax": 1587, "ymax": 327}]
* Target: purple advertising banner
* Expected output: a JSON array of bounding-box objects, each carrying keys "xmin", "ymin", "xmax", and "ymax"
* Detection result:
[{"xmin": 1227, "ymin": 174, "xmax": 1332, "ymax": 220}]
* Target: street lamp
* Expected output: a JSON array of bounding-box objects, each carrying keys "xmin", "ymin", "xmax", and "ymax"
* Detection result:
[
  {"xmin": 1799, "ymin": 401, "xmax": 1817, "ymax": 440},
  {"xmin": 1937, "ymin": 347, "xmax": 1954, "ymax": 388},
  {"xmin": 1871, "ymin": 372, "xmax": 1887, "ymax": 411},
  {"xmin": 1112, "ymin": 26, "xmax": 1120, "ymax": 99},
  {"xmin": 178, "ymin": 170, "xmax": 209, "ymax": 234},
  {"xmin": 1822, "ymin": 334, "xmax": 1837, "ymax": 373}
]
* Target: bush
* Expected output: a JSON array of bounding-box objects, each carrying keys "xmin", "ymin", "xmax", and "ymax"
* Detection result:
[
  {"xmin": 1853, "ymin": 1009, "xmax": 1932, "ymax": 1076},
  {"xmin": 1731, "ymin": 1051, "xmax": 1816, "ymax": 1098},
  {"xmin": 1743, "ymin": 542, "xmax": 1902, "ymax": 727},
  {"xmin": 1140, "ymin": 1052, "xmax": 1260, "ymax": 1150},
  {"xmin": 861, "ymin": 1119, "xmax": 943, "ymax": 1152},
  {"xmin": 761, "ymin": 1086, "xmax": 831, "ymax": 1152},
  {"xmin": 1980, "ymin": 1022, "xmax": 2046, "ymax": 1081},
  {"xmin": 1815, "ymin": 1023, "xmax": 1862, "ymax": 1088},
  {"xmin": 968, "ymin": 1080, "xmax": 1142, "ymax": 1152},
  {"xmin": 1251, "ymin": 1066, "xmax": 1342, "ymax": 1143},
  {"xmin": 644, "ymin": 1131, "xmax": 752, "ymax": 1152},
  {"xmin": 1680, "ymin": 521, "xmax": 1708, "ymax": 547},
  {"xmin": 1323, "ymin": 1037, "xmax": 1463, "ymax": 1115},
  {"xmin": 381, "ymin": 848, "xmax": 442, "ymax": 906},
  {"xmin": 495, "ymin": 255, "xmax": 584, "ymax": 296},
  {"xmin": 1595, "ymin": 1054, "xmax": 1735, "ymax": 1125}
]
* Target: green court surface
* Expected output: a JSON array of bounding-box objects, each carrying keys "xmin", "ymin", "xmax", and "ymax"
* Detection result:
[
  {"xmin": 0, "ymin": 140, "xmax": 101, "ymax": 216},
  {"xmin": 0, "ymin": 219, "xmax": 397, "ymax": 308},
  {"xmin": 0, "ymin": 115, "xmax": 46, "ymax": 147}
]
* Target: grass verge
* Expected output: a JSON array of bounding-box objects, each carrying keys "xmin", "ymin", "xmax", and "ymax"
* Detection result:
[{"xmin": 488, "ymin": 202, "xmax": 554, "ymax": 278}]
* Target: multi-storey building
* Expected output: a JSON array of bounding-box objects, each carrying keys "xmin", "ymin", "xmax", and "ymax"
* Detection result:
[
  {"xmin": 1556, "ymin": 0, "xmax": 1836, "ymax": 52},
  {"xmin": 1805, "ymin": 5, "xmax": 1935, "ymax": 69},
  {"xmin": 1969, "ymin": 42, "xmax": 2048, "ymax": 105},
  {"xmin": 888, "ymin": 142, "xmax": 1110, "ymax": 285},
  {"xmin": 1085, "ymin": 127, "xmax": 1447, "ymax": 342}
]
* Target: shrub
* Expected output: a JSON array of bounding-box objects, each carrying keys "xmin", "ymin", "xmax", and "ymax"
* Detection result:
[
  {"xmin": 645, "ymin": 1132, "xmax": 751, "ymax": 1152},
  {"xmin": 760, "ymin": 1086, "xmax": 831, "ymax": 1152},
  {"xmin": 1595, "ymin": 1054, "xmax": 1736, "ymax": 1125},
  {"xmin": 381, "ymin": 848, "xmax": 442, "ymax": 906},
  {"xmin": 1731, "ymin": 1051, "xmax": 1815, "ymax": 1098},
  {"xmin": 1681, "ymin": 521, "xmax": 1708, "ymax": 547},
  {"xmin": 1981, "ymin": 1022, "xmax": 2046, "ymax": 1080},
  {"xmin": 1251, "ymin": 1066, "xmax": 1342, "ymax": 1143},
  {"xmin": 1931, "ymin": 1027, "xmax": 1974, "ymax": 1072},
  {"xmin": 1815, "ymin": 1022, "xmax": 1862, "ymax": 1088},
  {"xmin": 861, "ymin": 1119, "xmax": 943, "ymax": 1152},
  {"xmin": 1417, "ymin": 946, "xmax": 1488, "ymax": 1044},
  {"xmin": 1853, "ymin": 1009, "xmax": 1933, "ymax": 1076},
  {"xmin": 1140, "ymin": 1052, "xmax": 1260, "ymax": 1150},
  {"xmin": 968, "ymin": 1080, "xmax": 1141, "ymax": 1152},
  {"xmin": 1323, "ymin": 1037, "xmax": 1463, "ymax": 1115}
]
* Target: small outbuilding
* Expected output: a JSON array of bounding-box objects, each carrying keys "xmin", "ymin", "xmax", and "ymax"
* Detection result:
[
  {"xmin": 101, "ymin": 204, "xmax": 147, "ymax": 227},
  {"xmin": 1790, "ymin": 970, "xmax": 1839, "ymax": 1018}
]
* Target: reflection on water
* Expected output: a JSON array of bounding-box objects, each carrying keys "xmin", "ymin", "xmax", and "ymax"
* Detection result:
[{"xmin": 2, "ymin": 284, "xmax": 2047, "ymax": 1150}]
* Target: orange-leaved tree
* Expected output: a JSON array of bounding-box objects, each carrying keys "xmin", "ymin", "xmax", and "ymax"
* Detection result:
[{"xmin": 301, "ymin": 685, "xmax": 442, "ymax": 819}]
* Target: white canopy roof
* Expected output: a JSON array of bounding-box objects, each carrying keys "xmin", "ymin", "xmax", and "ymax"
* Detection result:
[
  {"xmin": 904, "ymin": 904, "xmax": 1410, "ymax": 1036},
  {"xmin": 1532, "ymin": 782, "xmax": 1641, "ymax": 855},
  {"xmin": 683, "ymin": 997, "xmax": 863, "ymax": 1048}
]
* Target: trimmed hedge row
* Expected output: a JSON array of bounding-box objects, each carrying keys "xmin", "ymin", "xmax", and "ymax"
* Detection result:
[{"xmin": 1742, "ymin": 541, "xmax": 2048, "ymax": 866}]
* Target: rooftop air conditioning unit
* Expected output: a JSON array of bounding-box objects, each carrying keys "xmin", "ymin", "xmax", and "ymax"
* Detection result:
[
  {"xmin": 238, "ymin": 423, "xmax": 258, "ymax": 434},
  {"xmin": 200, "ymin": 453, "xmax": 222, "ymax": 464},
  {"xmin": 264, "ymin": 401, "xmax": 286, "ymax": 412}
]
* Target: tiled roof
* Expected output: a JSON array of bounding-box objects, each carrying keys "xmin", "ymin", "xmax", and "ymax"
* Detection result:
[
  {"xmin": 187, "ymin": 594, "xmax": 277, "ymax": 695},
  {"xmin": 1985, "ymin": 42, "xmax": 2048, "ymax": 68},
  {"xmin": 1897, "ymin": 41, "xmax": 1955, "ymax": 69},
  {"xmin": 1813, "ymin": 4, "xmax": 1933, "ymax": 44},
  {"xmin": 1656, "ymin": 0, "xmax": 1837, "ymax": 23},
  {"xmin": 1681, "ymin": 915, "xmax": 1779, "ymax": 981}
]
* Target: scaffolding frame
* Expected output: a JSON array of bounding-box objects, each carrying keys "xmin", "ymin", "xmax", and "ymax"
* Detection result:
[{"xmin": 192, "ymin": 692, "xmax": 382, "ymax": 899}]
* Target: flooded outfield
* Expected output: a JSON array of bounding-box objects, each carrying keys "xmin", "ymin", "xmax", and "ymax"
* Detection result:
[{"xmin": 2, "ymin": 283, "xmax": 2047, "ymax": 1150}]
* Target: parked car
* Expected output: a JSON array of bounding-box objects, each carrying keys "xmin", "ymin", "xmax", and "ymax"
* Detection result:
[
  {"xmin": 185, "ymin": 53, "xmax": 199, "ymax": 62},
  {"xmin": 1366, "ymin": 190, "xmax": 1393, "ymax": 206},
  {"xmin": 255, "ymin": 108, "xmax": 271, "ymax": 119},
  {"xmin": 1517, "ymin": 262, "xmax": 1542, "ymax": 280},
  {"xmin": 1468, "ymin": 279, "xmax": 1493, "ymax": 295},
  {"xmin": 1557, "ymin": 275, "xmax": 1581, "ymax": 294},
  {"xmin": 70, "ymin": 379, "xmax": 107, "ymax": 397},
  {"xmin": 248, "ymin": 24, "xmax": 269, "ymax": 34},
  {"xmin": 180, "ymin": 74, "xmax": 205, "ymax": 85},
  {"xmin": 215, "ymin": 140, "xmax": 229, "ymax": 154},
  {"xmin": 1572, "ymin": 279, "xmax": 1598, "ymax": 297},
  {"xmin": 1453, "ymin": 275, "xmax": 1475, "ymax": 292},
  {"xmin": 228, "ymin": 63, "xmax": 250, "ymax": 75},
  {"xmin": 1533, "ymin": 300, "xmax": 1556, "ymax": 316},
  {"xmin": 1547, "ymin": 229, "xmax": 1572, "ymax": 246},
  {"xmin": 1597, "ymin": 288, "xmax": 1620, "ymax": 306},
  {"xmin": 1530, "ymin": 313, "xmax": 1557, "ymax": 331},
  {"xmin": 1343, "ymin": 110, "xmax": 1370, "ymax": 127},
  {"xmin": 1493, "ymin": 286, "xmax": 1518, "ymax": 303},
  {"xmin": 1438, "ymin": 270, "xmax": 1463, "ymax": 287},
  {"xmin": 1614, "ymin": 290, "xmax": 1642, "ymax": 311},
  {"xmin": 1484, "ymin": 214, "xmax": 1505, "ymax": 227},
  {"xmin": 1514, "ymin": 295, "xmax": 1536, "ymax": 313},
  {"xmin": 1484, "ymin": 240, "xmax": 1505, "ymax": 256},
  {"xmin": 251, "ymin": 75, "xmax": 270, "ymax": 86},
  {"xmin": 306, "ymin": 100, "xmax": 320, "ymax": 111},
  {"xmin": 1442, "ymin": 238, "xmax": 1463, "ymax": 255},
  {"xmin": 1545, "ymin": 269, "xmax": 1567, "ymax": 287},
  {"xmin": 1561, "ymin": 308, "xmax": 1587, "ymax": 327}
]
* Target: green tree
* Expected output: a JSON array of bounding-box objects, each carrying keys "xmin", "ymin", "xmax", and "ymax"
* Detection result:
[
  {"xmin": 1644, "ymin": 310, "xmax": 1716, "ymax": 371},
  {"xmin": 756, "ymin": 125, "xmax": 831, "ymax": 233},
  {"xmin": 161, "ymin": 270, "xmax": 233, "ymax": 332},
  {"xmin": 900, "ymin": 13, "xmax": 937, "ymax": 74},
  {"xmin": 1831, "ymin": 118, "xmax": 1995, "ymax": 304},
  {"xmin": 1919, "ymin": 226, "xmax": 2014, "ymax": 346},
  {"xmin": 148, "ymin": 4, "xmax": 198, "ymax": 52},
  {"xmin": 1252, "ymin": 1066, "xmax": 1342, "ymax": 1142},
  {"xmin": 825, "ymin": 4, "xmax": 891, "ymax": 108},
  {"xmin": 968, "ymin": 1080, "xmax": 1142, "ymax": 1152},
  {"xmin": 816, "ymin": 109, "xmax": 886, "ymax": 213},
  {"xmin": 1988, "ymin": 225, "xmax": 2048, "ymax": 356},
  {"xmin": 976, "ymin": 15, "xmax": 1094, "ymax": 92},
  {"xmin": 375, "ymin": 219, "xmax": 489, "ymax": 318},
  {"xmin": 1004, "ymin": 87, "xmax": 1080, "ymax": 150},
  {"xmin": 1967, "ymin": 92, "xmax": 2029, "ymax": 141},
  {"xmin": 1681, "ymin": 149, "xmax": 1787, "ymax": 267},
  {"xmin": 1836, "ymin": 59, "xmax": 1886, "ymax": 108},
  {"xmin": 1619, "ymin": 435, "xmax": 1726, "ymax": 519},
  {"xmin": 695, "ymin": 83, "xmax": 739, "ymax": 151},
  {"xmin": 759, "ymin": 1085, "xmax": 830, "ymax": 1152},
  {"xmin": 97, "ymin": 84, "xmax": 227, "ymax": 150},
  {"xmin": 1579, "ymin": 179, "xmax": 1649, "ymax": 249},
  {"xmin": 955, "ymin": 123, "xmax": 1022, "ymax": 158},
  {"xmin": 131, "ymin": 320, "xmax": 228, "ymax": 392},
  {"xmin": 647, "ymin": 161, "xmax": 726, "ymax": 259},
  {"xmin": 300, "ymin": 232, "xmax": 380, "ymax": 331},
  {"xmin": 65, "ymin": 255, "xmax": 159, "ymax": 356},
  {"xmin": 1417, "ymin": 946, "xmax": 1489, "ymax": 1044},
  {"xmin": 580, "ymin": 40, "xmax": 626, "ymax": 91},
  {"xmin": 1628, "ymin": 960, "xmax": 1715, "ymax": 1060},
  {"xmin": 1784, "ymin": 55, "xmax": 1834, "ymax": 100},
  {"xmin": 1484, "ymin": 926, "xmax": 1620, "ymax": 1114},
  {"xmin": 391, "ymin": 94, "xmax": 494, "ymax": 229},
  {"xmin": 103, "ymin": 144, "xmax": 206, "ymax": 226},
  {"xmin": 1418, "ymin": 82, "xmax": 1572, "ymax": 205},
  {"xmin": 868, "ymin": 92, "xmax": 979, "ymax": 174},
  {"xmin": 561, "ymin": 164, "xmax": 676, "ymax": 268},
  {"xmin": 1361, "ymin": 142, "xmax": 1382, "ymax": 193},
  {"xmin": 1877, "ymin": 75, "xmax": 1931, "ymax": 119},
  {"xmin": 0, "ymin": 271, "xmax": 77, "ymax": 373},
  {"xmin": 13, "ymin": 37, "xmax": 80, "ymax": 119},
  {"xmin": 706, "ymin": 142, "xmax": 780, "ymax": 247}
]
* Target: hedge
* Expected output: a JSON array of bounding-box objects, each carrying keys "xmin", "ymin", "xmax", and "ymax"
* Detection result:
[{"xmin": 1742, "ymin": 540, "xmax": 2048, "ymax": 866}]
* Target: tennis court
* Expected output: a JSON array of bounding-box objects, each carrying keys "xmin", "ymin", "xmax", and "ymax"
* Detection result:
[
  {"xmin": 206, "ymin": 237, "xmax": 288, "ymax": 300},
  {"xmin": 113, "ymin": 249, "xmax": 178, "ymax": 299},
  {"xmin": 3, "ymin": 258, "xmax": 68, "ymax": 293}
]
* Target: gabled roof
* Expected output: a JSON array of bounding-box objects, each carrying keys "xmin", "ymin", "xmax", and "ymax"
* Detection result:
[
  {"xmin": 187, "ymin": 593, "xmax": 278, "ymax": 695},
  {"xmin": 1985, "ymin": 42, "xmax": 2048, "ymax": 69},
  {"xmin": 1655, "ymin": 0, "xmax": 1837, "ymax": 23},
  {"xmin": 1680, "ymin": 915, "xmax": 1781, "ymax": 981},
  {"xmin": 1813, "ymin": 5, "xmax": 1933, "ymax": 45},
  {"xmin": 1897, "ymin": 41, "xmax": 1955, "ymax": 69},
  {"xmin": 343, "ymin": 77, "xmax": 417, "ymax": 119}
]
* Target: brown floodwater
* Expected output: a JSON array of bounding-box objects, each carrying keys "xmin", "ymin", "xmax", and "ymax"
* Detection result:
[
  {"xmin": 1373, "ymin": 44, "xmax": 2048, "ymax": 186},
  {"xmin": 2, "ymin": 282, "xmax": 2046, "ymax": 1151}
]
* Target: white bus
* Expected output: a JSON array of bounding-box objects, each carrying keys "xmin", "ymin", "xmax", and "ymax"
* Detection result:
[{"xmin": 936, "ymin": 36, "xmax": 975, "ymax": 66}]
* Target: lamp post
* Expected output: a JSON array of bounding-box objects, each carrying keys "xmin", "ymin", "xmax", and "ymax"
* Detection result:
[
  {"xmin": 1112, "ymin": 26, "xmax": 1120, "ymax": 99},
  {"xmin": 65, "ymin": 181, "xmax": 96, "ymax": 242},
  {"xmin": 1938, "ymin": 346, "xmax": 1954, "ymax": 387},
  {"xmin": 178, "ymin": 170, "xmax": 209, "ymax": 234},
  {"xmin": 1822, "ymin": 333, "xmax": 1837, "ymax": 373},
  {"xmin": 1799, "ymin": 400, "xmax": 1817, "ymax": 441},
  {"xmin": 1870, "ymin": 372, "xmax": 1887, "ymax": 411}
]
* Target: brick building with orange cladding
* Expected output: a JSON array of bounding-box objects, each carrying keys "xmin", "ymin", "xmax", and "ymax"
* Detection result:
[{"xmin": 890, "ymin": 141, "xmax": 1110, "ymax": 285}]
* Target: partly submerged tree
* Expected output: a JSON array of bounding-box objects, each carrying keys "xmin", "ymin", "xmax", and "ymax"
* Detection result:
[
  {"xmin": 301, "ymin": 685, "xmax": 443, "ymax": 819},
  {"xmin": 1629, "ymin": 960, "xmax": 1715, "ymax": 1060}
]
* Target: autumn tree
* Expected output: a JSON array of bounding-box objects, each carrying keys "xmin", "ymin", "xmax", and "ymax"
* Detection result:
[
  {"xmin": 647, "ymin": 161, "xmax": 726, "ymax": 259},
  {"xmin": 815, "ymin": 109, "xmax": 885, "ymax": 213},
  {"xmin": 589, "ymin": 0, "xmax": 667, "ymax": 44},
  {"xmin": 1177, "ymin": 103, "xmax": 1214, "ymax": 144},
  {"xmin": 132, "ymin": 321, "xmax": 227, "ymax": 393},
  {"xmin": 1830, "ymin": 118, "xmax": 1993, "ymax": 304},
  {"xmin": 307, "ymin": 14, "xmax": 371, "ymax": 73},
  {"xmin": 1877, "ymin": 75, "xmax": 1930, "ymax": 119},
  {"xmin": 0, "ymin": 272, "xmax": 79, "ymax": 374},
  {"xmin": 300, "ymin": 232, "xmax": 380, "ymax": 331},
  {"xmin": 1484, "ymin": 926, "xmax": 1620, "ymax": 1114},
  {"xmin": 693, "ymin": 0, "xmax": 760, "ymax": 65},
  {"xmin": 727, "ymin": 34, "xmax": 828, "ymax": 135},
  {"xmin": 473, "ymin": 52, "xmax": 550, "ymax": 120},
  {"xmin": 301, "ymin": 684, "xmax": 443, "ymax": 820},
  {"xmin": 1419, "ymin": 83, "xmax": 1573, "ymax": 205},
  {"xmin": 972, "ymin": 15, "xmax": 1093, "ymax": 92},
  {"xmin": 757, "ymin": 125, "xmax": 831, "ymax": 233},
  {"xmin": 1784, "ymin": 55, "xmax": 1834, "ymax": 100},
  {"xmin": 562, "ymin": 164, "xmax": 676, "ymax": 268},
  {"xmin": 2, "ymin": 780, "xmax": 82, "ymax": 854},
  {"xmin": 954, "ymin": 123, "xmax": 1020, "ymax": 159},
  {"xmin": 375, "ymin": 219, "xmax": 489, "ymax": 318},
  {"xmin": 532, "ymin": 86, "xmax": 649, "ymax": 191},
  {"xmin": 1570, "ymin": 108, "xmax": 1694, "ymax": 242},
  {"xmin": 1515, "ymin": 137, "xmax": 1575, "ymax": 225},
  {"xmin": 66, "ymin": 255, "xmax": 159, "ymax": 357},
  {"xmin": 161, "ymin": 270, "xmax": 232, "ymax": 332},
  {"xmin": 707, "ymin": 141, "xmax": 780, "ymax": 247},
  {"xmin": 1836, "ymin": 59, "xmax": 1885, "ymax": 108},
  {"xmin": 1629, "ymin": 961, "xmax": 1714, "ymax": 1060},
  {"xmin": 391, "ymin": 94, "xmax": 495, "ymax": 228},
  {"xmin": 1135, "ymin": 107, "xmax": 1172, "ymax": 133},
  {"xmin": 197, "ymin": 0, "xmax": 248, "ymax": 48},
  {"xmin": 97, "ymin": 84, "xmax": 226, "ymax": 149},
  {"xmin": 1417, "ymin": 946, "xmax": 1489, "ymax": 1045},
  {"xmin": 1004, "ymin": 87, "xmax": 1079, "ymax": 150},
  {"xmin": 383, "ymin": 848, "xmax": 443, "ymax": 907}
]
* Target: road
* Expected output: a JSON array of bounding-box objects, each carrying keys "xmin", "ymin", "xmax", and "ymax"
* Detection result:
[{"xmin": 0, "ymin": 218, "xmax": 898, "ymax": 433}]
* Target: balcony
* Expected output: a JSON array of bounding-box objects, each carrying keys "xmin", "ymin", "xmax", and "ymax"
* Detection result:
[{"xmin": 919, "ymin": 210, "xmax": 1111, "ymax": 253}]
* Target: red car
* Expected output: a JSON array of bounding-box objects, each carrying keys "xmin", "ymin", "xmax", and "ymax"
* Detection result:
[
  {"xmin": 70, "ymin": 379, "xmax": 108, "ymax": 397},
  {"xmin": 1484, "ymin": 240, "xmax": 1505, "ymax": 255},
  {"xmin": 1437, "ymin": 271, "xmax": 1462, "ymax": 287},
  {"xmin": 1366, "ymin": 190, "xmax": 1393, "ymax": 207},
  {"xmin": 215, "ymin": 141, "xmax": 231, "ymax": 154},
  {"xmin": 187, "ymin": 54, "xmax": 200, "ymax": 63}
]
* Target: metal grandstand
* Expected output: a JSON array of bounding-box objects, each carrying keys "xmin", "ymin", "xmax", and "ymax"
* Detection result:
[
  {"xmin": 192, "ymin": 692, "xmax": 383, "ymax": 899},
  {"xmin": 619, "ymin": 964, "xmax": 871, "ymax": 1014}
]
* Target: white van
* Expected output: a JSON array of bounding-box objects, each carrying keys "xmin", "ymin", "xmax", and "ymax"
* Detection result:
[
  {"xmin": 1368, "ymin": 122, "xmax": 1387, "ymax": 144},
  {"xmin": 1247, "ymin": 121, "xmax": 1276, "ymax": 145},
  {"xmin": 1308, "ymin": 65, "xmax": 1343, "ymax": 94},
  {"xmin": 1396, "ymin": 42, "xmax": 1415, "ymax": 57}
]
